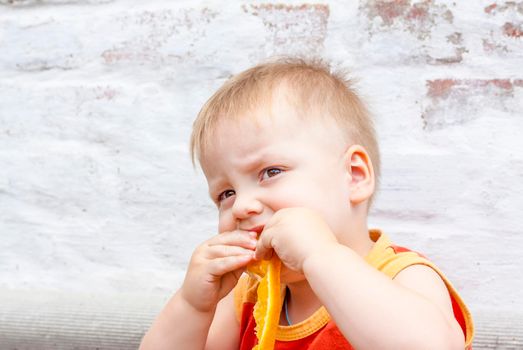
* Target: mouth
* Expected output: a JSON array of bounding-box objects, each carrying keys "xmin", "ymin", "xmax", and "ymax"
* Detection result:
[{"xmin": 243, "ymin": 225, "xmax": 264, "ymax": 235}]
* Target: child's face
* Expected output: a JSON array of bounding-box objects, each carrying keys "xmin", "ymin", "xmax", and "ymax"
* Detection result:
[{"xmin": 200, "ymin": 95, "xmax": 355, "ymax": 247}]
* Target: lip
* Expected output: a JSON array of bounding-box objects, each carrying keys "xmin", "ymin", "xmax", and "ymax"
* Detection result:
[{"xmin": 243, "ymin": 225, "xmax": 264, "ymax": 235}]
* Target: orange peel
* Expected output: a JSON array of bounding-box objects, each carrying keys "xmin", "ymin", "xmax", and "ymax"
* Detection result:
[{"xmin": 247, "ymin": 255, "xmax": 281, "ymax": 350}]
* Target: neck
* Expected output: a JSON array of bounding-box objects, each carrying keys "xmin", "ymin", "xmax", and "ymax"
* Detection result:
[
  {"xmin": 282, "ymin": 279, "xmax": 322, "ymax": 325},
  {"xmin": 338, "ymin": 216, "xmax": 374, "ymax": 258},
  {"xmin": 281, "ymin": 222, "xmax": 375, "ymax": 325}
]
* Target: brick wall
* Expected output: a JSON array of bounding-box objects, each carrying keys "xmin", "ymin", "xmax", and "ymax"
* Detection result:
[{"xmin": 1, "ymin": 0, "xmax": 522, "ymax": 320}]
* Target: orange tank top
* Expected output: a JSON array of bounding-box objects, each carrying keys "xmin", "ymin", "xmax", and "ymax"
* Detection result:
[{"xmin": 234, "ymin": 230, "xmax": 474, "ymax": 349}]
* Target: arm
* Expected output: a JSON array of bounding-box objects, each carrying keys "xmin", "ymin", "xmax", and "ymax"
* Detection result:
[
  {"xmin": 256, "ymin": 208, "xmax": 464, "ymax": 350},
  {"xmin": 139, "ymin": 230, "xmax": 256, "ymax": 350},
  {"xmin": 139, "ymin": 290, "xmax": 215, "ymax": 350},
  {"xmin": 140, "ymin": 287, "xmax": 240, "ymax": 350},
  {"xmin": 205, "ymin": 288, "xmax": 241, "ymax": 350},
  {"xmin": 303, "ymin": 244, "xmax": 465, "ymax": 350}
]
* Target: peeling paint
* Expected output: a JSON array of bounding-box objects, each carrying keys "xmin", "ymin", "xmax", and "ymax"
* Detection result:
[
  {"xmin": 482, "ymin": 37, "xmax": 509, "ymax": 53},
  {"xmin": 446, "ymin": 32, "xmax": 463, "ymax": 45},
  {"xmin": 482, "ymin": 1, "xmax": 523, "ymax": 54},
  {"xmin": 485, "ymin": 3, "xmax": 498, "ymax": 14},
  {"xmin": 503, "ymin": 22, "xmax": 523, "ymax": 38},
  {"xmin": 370, "ymin": 0, "xmax": 410, "ymax": 26},
  {"xmin": 360, "ymin": 0, "xmax": 464, "ymax": 64},
  {"xmin": 422, "ymin": 79, "xmax": 521, "ymax": 130},
  {"xmin": 101, "ymin": 8, "xmax": 218, "ymax": 66},
  {"xmin": 426, "ymin": 79, "xmax": 457, "ymax": 98},
  {"xmin": 0, "ymin": 0, "xmax": 113, "ymax": 5},
  {"xmin": 242, "ymin": 3, "xmax": 330, "ymax": 58},
  {"xmin": 363, "ymin": 0, "xmax": 454, "ymax": 39},
  {"xmin": 432, "ymin": 46, "xmax": 467, "ymax": 64},
  {"xmin": 484, "ymin": 1, "xmax": 523, "ymax": 15}
]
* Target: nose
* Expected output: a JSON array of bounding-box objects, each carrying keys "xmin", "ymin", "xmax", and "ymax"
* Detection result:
[{"xmin": 231, "ymin": 192, "xmax": 263, "ymax": 220}]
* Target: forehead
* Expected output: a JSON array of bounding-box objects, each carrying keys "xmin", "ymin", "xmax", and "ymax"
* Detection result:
[
  {"xmin": 202, "ymin": 110, "xmax": 296, "ymax": 171},
  {"xmin": 215, "ymin": 90, "xmax": 323, "ymax": 140},
  {"xmin": 199, "ymin": 103, "xmax": 346, "ymax": 174},
  {"xmin": 211, "ymin": 85, "xmax": 341, "ymax": 143}
]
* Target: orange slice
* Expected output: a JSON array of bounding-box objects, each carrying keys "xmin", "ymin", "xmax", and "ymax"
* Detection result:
[{"xmin": 247, "ymin": 255, "xmax": 281, "ymax": 350}]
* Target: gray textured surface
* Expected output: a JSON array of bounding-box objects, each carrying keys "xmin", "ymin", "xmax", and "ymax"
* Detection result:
[
  {"xmin": 0, "ymin": 290, "xmax": 159, "ymax": 350},
  {"xmin": 0, "ymin": 290, "xmax": 521, "ymax": 349}
]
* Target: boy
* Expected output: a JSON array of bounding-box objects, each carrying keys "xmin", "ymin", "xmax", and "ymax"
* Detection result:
[{"xmin": 140, "ymin": 58, "xmax": 474, "ymax": 349}]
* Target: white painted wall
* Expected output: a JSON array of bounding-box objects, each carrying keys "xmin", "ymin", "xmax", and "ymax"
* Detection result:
[{"xmin": 1, "ymin": 0, "xmax": 522, "ymax": 324}]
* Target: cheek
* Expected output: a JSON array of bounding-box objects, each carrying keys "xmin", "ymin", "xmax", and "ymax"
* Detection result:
[
  {"xmin": 267, "ymin": 179, "xmax": 316, "ymax": 208},
  {"xmin": 289, "ymin": 179, "xmax": 349, "ymax": 233},
  {"xmin": 218, "ymin": 210, "xmax": 235, "ymax": 233}
]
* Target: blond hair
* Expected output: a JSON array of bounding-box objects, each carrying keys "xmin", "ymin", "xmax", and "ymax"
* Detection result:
[{"xmin": 190, "ymin": 57, "xmax": 380, "ymax": 198}]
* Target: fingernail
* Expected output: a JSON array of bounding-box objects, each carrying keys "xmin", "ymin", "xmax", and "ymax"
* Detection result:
[{"xmin": 248, "ymin": 231, "xmax": 258, "ymax": 238}]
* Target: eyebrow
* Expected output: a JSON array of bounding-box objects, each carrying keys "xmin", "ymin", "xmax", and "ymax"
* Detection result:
[
  {"xmin": 207, "ymin": 177, "xmax": 227, "ymax": 200},
  {"xmin": 205, "ymin": 148, "xmax": 289, "ymax": 199},
  {"xmin": 237, "ymin": 153, "xmax": 267, "ymax": 174}
]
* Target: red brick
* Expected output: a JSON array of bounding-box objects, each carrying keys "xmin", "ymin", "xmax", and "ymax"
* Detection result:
[
  {"xmin": 484, "ymin": 3, "xmax": 498, "ymax": 14},
  {"xmin": 423, "ymin": 79, "xmax": 521, "ymax": 130},
  {"xmin": 406, "ymin": 3, "xmax": 429, "ymax": 20},
  {"xmin": 364, "ymin": 0, "xmax": 453, "ymax": 28},
  {"xmin": 101, "ymin": 8, "xmax": 218, "ymax": 66},
  {"xmin": 484, "ymin": 1, "xmax": 523, "ymax": 14},
  {"xmin": 242, "ymin": 4, "xmax": 330, "ymax": 56},
  {"xmin": 372, "ymin": 0, "xmax": 410, "ymax": 25},
  {"xmin": 426, "ymin": 79, "xmax": 457, "ymax": 98},
  {"xmin": 361, "ymin": 0, "xmax": 463, "ymax": 64},
  {"xmin": 483, "ymin": 1, "xmax": 523, "ymax": 51},
  {"xmin": 490, "ymin": 79, "xmax": 513, "ymax": 90},
  {"xmin": 427, "ymin": 79, "xmax": 516, "ymax": 99},
  {"xmin": 482, "ymin": 38, "xmax": 509, "ymax": 53},
  {"xmin": 503, "ymin": 22, "xmax": 523, "ymax": 38}
]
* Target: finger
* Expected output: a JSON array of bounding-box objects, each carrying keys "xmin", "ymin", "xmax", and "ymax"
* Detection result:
[
  {"xmin": 207, "ymin": 254, "xmax": 254, "ymax": 277},
  {"xmin": 205, "ymin": 245, "xmax": 255, "ymax": 259},
  {"xmin": 207, "ymin": 230, "xmax": 258, "ymax": 250},
  {"xmin": 230, "ymin": 266, "xmax": 246, "ymax": 281},
  {"xmin": 220, "ymin": 268, "xmax": 247, "ymax": 296},
  {"xmin": 254, "ymin": 230, "xmax": 274, "ymax": 261}
]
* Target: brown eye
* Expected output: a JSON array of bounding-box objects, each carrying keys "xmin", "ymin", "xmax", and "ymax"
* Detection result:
[
  {"xmin": 218, "ymin": 189, "xmax": 235, "ymax": 202},
  {"xmin": 261, "ymin": 167, "xmax": 282, "ymax": 180}
]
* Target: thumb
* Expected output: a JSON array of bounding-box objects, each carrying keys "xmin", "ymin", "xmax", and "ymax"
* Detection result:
[{"xmin": 254, "ymin": 230, "xmax": 274, "ymax": 261}]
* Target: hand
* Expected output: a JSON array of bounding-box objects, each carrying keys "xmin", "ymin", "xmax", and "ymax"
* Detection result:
[
  {"xmin": 254, "ymin": 207, "xmax": 339, "ymax": 273},
  {"xmin": 180, "ymin": 230, "xmax": 257, "ymax": 313}
]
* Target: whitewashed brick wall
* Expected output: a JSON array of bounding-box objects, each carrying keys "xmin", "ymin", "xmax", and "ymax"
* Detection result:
[{"xmin": 1, "ymin": 0, "xmax": 522, "ymax": 323}]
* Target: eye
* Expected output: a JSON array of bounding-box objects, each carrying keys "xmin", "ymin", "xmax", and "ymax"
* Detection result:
[
  {"xmin": 217, "ymin": 189, "xmax": 235, "ymax": 202},
  {"xmin": 260, "ymin": 167, "xmax": 283, "ymax": 181}
]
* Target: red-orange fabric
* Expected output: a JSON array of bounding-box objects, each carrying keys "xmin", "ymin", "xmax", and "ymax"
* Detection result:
[
  {"xmin": 239, "ymin": 302, "xmax": 354, "ymax": 350},
  {"xmin": 237, "ymin": 242, "xmax": 472, "ymax": 349},
  {"xmin": 391, "ymin": 244, "xmax": 469, "ymax": 347}
]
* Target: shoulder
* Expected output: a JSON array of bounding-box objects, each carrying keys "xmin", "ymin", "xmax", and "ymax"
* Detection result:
[
  {"xmin": 388, "ymin": 249, "xmax": 474, "ymax": 349},
  {"xmin": 370, "ymin": 237, "xmax": 455, "ymax": 321},
  {"xmin": 368, "ymin": 231, "xmax": 474, "ymax": 347},
  {"xmin": 394, "ymin": 264, "xmax": 454, "ymax": 315}
]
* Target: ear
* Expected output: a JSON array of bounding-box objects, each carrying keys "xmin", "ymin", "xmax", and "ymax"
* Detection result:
[{"xmin": 344, "ymin": 145, "xmax": 375, "ymax": 205}]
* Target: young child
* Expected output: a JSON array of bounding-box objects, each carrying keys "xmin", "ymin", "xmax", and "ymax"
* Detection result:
[{"xmin": 140, "ymin": 58, "xmax": 474, "ymax": 349}]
